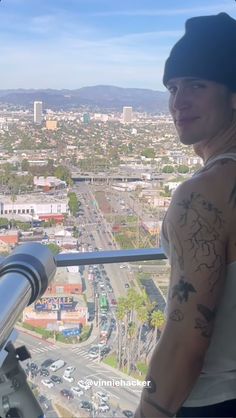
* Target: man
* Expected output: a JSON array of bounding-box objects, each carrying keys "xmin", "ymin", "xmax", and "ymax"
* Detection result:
[{"xmin": 135, "ymin": 13, "xmax": 236, "ymax": 418}]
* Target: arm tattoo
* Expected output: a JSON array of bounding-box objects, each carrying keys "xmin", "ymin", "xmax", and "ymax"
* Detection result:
[
  {"xmin": 171, "ymin": 277, "xmax": 196, "ymax": 303},
  {"xmin": 169, "ymin": 309, "xmax": 184, "ymax": 321},
  {"xmin": 171, "ymin": 192, "xmax": 225, "ymax": 292},
  {"xmin": 195, "ymin": 304, "xmax": 216, "ymax": 338}
]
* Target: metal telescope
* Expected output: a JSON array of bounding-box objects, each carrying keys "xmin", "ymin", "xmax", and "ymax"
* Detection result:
[{"xmin": 0, "ymin": 242, "xmax": 56, "ymax": 418}]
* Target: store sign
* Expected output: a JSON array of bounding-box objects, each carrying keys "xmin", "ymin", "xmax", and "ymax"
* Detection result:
[{"xmin": 35, "ymin": 296, "xmax": 74, "ymax": 311}]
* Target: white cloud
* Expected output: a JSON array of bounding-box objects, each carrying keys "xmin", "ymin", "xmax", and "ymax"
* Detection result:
[{"xmin": 90, "ymin": 3, "xmax": 236, "ymax": 17}]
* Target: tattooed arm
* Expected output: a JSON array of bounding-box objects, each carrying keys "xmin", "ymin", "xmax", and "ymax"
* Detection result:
[{"xmin": 135, "ymin": 180, "xmax": 228, "ymax": 418}]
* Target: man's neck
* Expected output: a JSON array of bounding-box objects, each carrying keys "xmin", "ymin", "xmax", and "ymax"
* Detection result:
[{"xmin": 193, "ymin": 124, "xmax": 236, "ymax": 164}]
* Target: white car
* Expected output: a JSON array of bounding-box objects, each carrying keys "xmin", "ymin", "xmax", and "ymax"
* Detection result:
[
  {"xmin": 77, "ymin": 380, "xmax": 92, "ymax": 390},
  {"xmin": 95, "ymin": 391, "xmax": 109, "ymax": 402},
  {"xmin": 64, "ymin": 366, "xmax": 76, "ymax": 375},
  {"xmin": 63, "ymin": 374, "xmax": 74, "ymax": 383},
  {"xmin": 71, "ymin": 386, "xmax": 84, "ymax": 397},
  {"xmin": 98, "ymin": 403, "xmax": 110, "ymax": 412},
  {"xmin": 89, "ymin": 351, "xmax": 99, "ymax": 359},
  {"xmin": 41, "ymin": 379, "xmax": 54, "ymax": 388}
]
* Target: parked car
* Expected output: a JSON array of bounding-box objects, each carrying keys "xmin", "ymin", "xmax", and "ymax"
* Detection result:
[
  {"xmin": 63, "ymin": 374, "xmax": 74, "ymax": 383},
  {"xmin": 98, "ymin": 403, "xmax": 110, "ymax": 412},
  {"xmin": 71, "ymin": 386, "xmax": 84, "ymax": 397},
  {"xmin": 77, "ymin": 380, "xmax": 92, "ymax": 390},
  {"xmin": 122, "ymin": 410, "xmax": 134, "ymax": 418},
  {"xmin": 50, "ymin": 375, "xmax": 62, "ymax": 384},
  {"xmin": 41, "ymin": 379, "xmax": 54, "ymax": 389},
  {"xmin": 125, "ymin": 283, "xmax": 130, "ymax": 288},
  {"xmin": 64, "ymin": 366, "xmax": 75, "ymax": 376},
  {"xmin": 60, "ymin": 389, "xmax": 74, "ymax": 400},
  {"xmin": 95, "ymin": 391, "xmax": 109, "ymax": 402},
  {"xmin": 39, "ymin": 368, "xmax": 49, "ymax": 377},
  {"xmin": 49, "ymin": 359, "xmax": 66, "ymax": 372},
  {"xmin": 79, "ymin": 401, "xmax": 92, "ymax": 411},
  {"xmin": 40, "ymin": 358, "xmax": 55, "ymax": 368},
  {"xmin": 29, "ymin": 362, "xmax": 38, "ymax": 371}
]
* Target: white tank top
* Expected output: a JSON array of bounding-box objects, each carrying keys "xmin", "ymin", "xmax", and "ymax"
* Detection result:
[{"xmin": 161, "ymin": 153, "xmax": 236, "ymax": 407}]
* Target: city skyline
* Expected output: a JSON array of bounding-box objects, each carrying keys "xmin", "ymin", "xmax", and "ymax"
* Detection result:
[{"xmin": 0, "ymin": 0, "xmax": 236, "ymax": 91}]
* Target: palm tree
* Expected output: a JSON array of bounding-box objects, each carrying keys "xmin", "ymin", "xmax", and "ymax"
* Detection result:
[
  {"xmin": 116, "ymin": 297, "xmax": 128, "ymax": 369},
  {"xmin": 150, "ymin": 309, "xmax": 165, "ymax": 347},
  {"xmin": 127, "ymin": 321, "xmax": 137, "ymax": 375},
  {"xmin": 136, "ymin": 305, "xmax": 149, "ymax": 361}
]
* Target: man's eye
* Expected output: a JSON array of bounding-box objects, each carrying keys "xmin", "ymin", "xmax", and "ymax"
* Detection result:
[
  {"xmin": 191, "ymin": 83, "xmax": 205, "ymax": 89},
  {"xmin": 167, "ymin": 86, "xmax": 177, "ymax": 94}
]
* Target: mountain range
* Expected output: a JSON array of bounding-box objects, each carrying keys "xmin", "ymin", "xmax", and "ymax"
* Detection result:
[{"xmin": 0, "ymin": 85, "xmax": 169, "ymax": 113}]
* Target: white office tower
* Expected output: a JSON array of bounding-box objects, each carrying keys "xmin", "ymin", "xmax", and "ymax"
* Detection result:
[
  {"xmin": 34, "ymin": 101, "xmax": 43, "ymax": 124},
  {"xmin": 122, "ymin": 106, "xmax": 133, "ymax": 123}
]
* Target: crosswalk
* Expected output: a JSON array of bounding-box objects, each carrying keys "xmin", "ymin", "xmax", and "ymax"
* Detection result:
[
  {"xmin": 70, "ymin": 346, "xmax": 99, "ymax": 361},
  {"xmin": 29, "ymin": 344, "xmax": 58, "ymax": 355}
]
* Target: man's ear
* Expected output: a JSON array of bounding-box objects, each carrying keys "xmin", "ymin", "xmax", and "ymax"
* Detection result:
[{"xmin": 231, "ymin": 92, "xmax": 236, "ymax": 109}]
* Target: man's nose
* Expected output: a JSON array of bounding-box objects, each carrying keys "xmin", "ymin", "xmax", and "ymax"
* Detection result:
[{"xmin": 172, "ymin": 88, "xmax": 190, "ymax": 111}]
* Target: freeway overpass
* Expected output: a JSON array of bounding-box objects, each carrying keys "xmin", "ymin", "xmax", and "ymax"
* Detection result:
[{"xmin": 71, "ymin": 171, "xmax": 166, "ymax": 183}]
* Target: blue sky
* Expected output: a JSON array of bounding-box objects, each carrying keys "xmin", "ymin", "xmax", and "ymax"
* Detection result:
[{"xmin": 0, "ymin": 0, "xmax": 236, "ymax": 90}]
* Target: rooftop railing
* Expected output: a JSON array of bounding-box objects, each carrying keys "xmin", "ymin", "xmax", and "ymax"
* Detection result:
[{"xmin": 55, "ymin": 247, "xmax": 166, "ymax": 267}]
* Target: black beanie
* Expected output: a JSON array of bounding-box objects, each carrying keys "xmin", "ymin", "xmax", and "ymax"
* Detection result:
[{"xmin": 163, "ymin": 12, "xmax": 236, "ymax": 91}]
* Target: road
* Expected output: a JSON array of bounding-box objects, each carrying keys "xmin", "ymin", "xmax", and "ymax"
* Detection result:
[
  {"xmin": 74, "ymin": 183, "xmax": 133, "ymax": 297},
  {"xmin": 16, "ymin": 330, "xmax": 140, "ymax": 416}
]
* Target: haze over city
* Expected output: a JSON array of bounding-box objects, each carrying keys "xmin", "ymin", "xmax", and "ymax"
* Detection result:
[{"xmin": 0, "ymin": 0, "xmax": 235, "ymax": 90}]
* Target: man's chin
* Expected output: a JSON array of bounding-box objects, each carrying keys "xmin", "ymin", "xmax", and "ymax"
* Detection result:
[{"xmin": 179, "ymin": 135, "xmax": 196, "ymax": 145}]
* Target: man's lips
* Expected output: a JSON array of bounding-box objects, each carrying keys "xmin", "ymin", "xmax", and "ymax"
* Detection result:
[{"xmin": 175, "ymin": 117, "xmax": 200, "ymax": 126}]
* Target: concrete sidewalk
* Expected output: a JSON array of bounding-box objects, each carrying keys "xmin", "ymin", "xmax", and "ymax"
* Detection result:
[{"xmin": 15, "ymin": 322, "xmax": 100, "ymax": 348}]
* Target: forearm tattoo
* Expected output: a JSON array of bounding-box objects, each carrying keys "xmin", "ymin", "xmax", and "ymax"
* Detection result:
[{"xmin": 195, "ymin": 304, "xmax": 216, "ymax": 338}]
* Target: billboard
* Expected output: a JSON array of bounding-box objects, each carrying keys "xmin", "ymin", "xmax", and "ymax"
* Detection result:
[{"xmin": 34, "ymin": 296, "xmax": 75, "ymax": 312}]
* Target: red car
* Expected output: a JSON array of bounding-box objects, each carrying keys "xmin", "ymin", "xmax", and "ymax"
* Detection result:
[{"xmin": 111, "ymin": 298, "xmax": 117, "ymax": 306}]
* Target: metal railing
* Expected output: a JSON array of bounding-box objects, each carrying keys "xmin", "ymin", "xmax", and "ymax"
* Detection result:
[{"xmin": 55, "ymin": 247, "xmax": 166, "ymax": 267}]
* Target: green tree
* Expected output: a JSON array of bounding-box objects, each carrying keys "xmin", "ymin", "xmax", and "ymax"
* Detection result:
[
  {"xmin": 141, "ymin": 148, "xmax": 155, "ymax": 159},
  {"xmin": 162, "ymin": 165, "xmax": 175, "ymax": 173},
  {"xmin": 136, "ymin": 305, "xmax": 149, "ymax": 360},
  {"xmin": 0, "ymin": 218, "xmax": 9, "ymax": 228},
  {"xmin": 54, "ymin": 165, "xmax": 72, "ymax": 185},
  {"xmin": 116, "ymin": 297, "xmax": 129, "ymax": 369},
  {"xmin": 21, "ymin": 159, "xmax": 30, "ymax": 171},
  {"xmin": 68, "ymin": 192, "xmax": 79, "ymax": 216},
  {"xmin": 127, "ymin": 321, "xmax": 137, "ymax": 375},
  {"xmin": 177, "ymin": 164, "xmax": 189, "ymax": 174},
  {"xmin": 46, "ymin": 243, "xmax": 61, "ymax": 255},
  {"xmin": 150, "ymin": 310, "xmax": 165, "ymax": 346}
]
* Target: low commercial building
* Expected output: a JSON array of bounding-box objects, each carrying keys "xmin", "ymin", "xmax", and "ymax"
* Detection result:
[
  {"xmin": 23, "ymin": 265, "xmax": 88, "ymax": 329},
  {"xmin": 0, "ymin": 193, "xmax": 69, "ymax": 223}
]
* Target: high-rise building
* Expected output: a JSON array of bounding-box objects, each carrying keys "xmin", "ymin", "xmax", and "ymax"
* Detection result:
[
  {"xmin": 34, "ymin": 101, "xmax": 43, "ymax": 124},
  {"xmin": 83, "ymin": 113, "xmax": 90, "ymax": 124},
  {"xmin": 122, "ymin": 106, "xmax": 133, "ymax": 123}
]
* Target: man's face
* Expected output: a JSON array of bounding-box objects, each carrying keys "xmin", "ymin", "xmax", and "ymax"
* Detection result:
[{"xmin": 167, "ymin": 77, "xmax": 235, "ymax": 146}]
